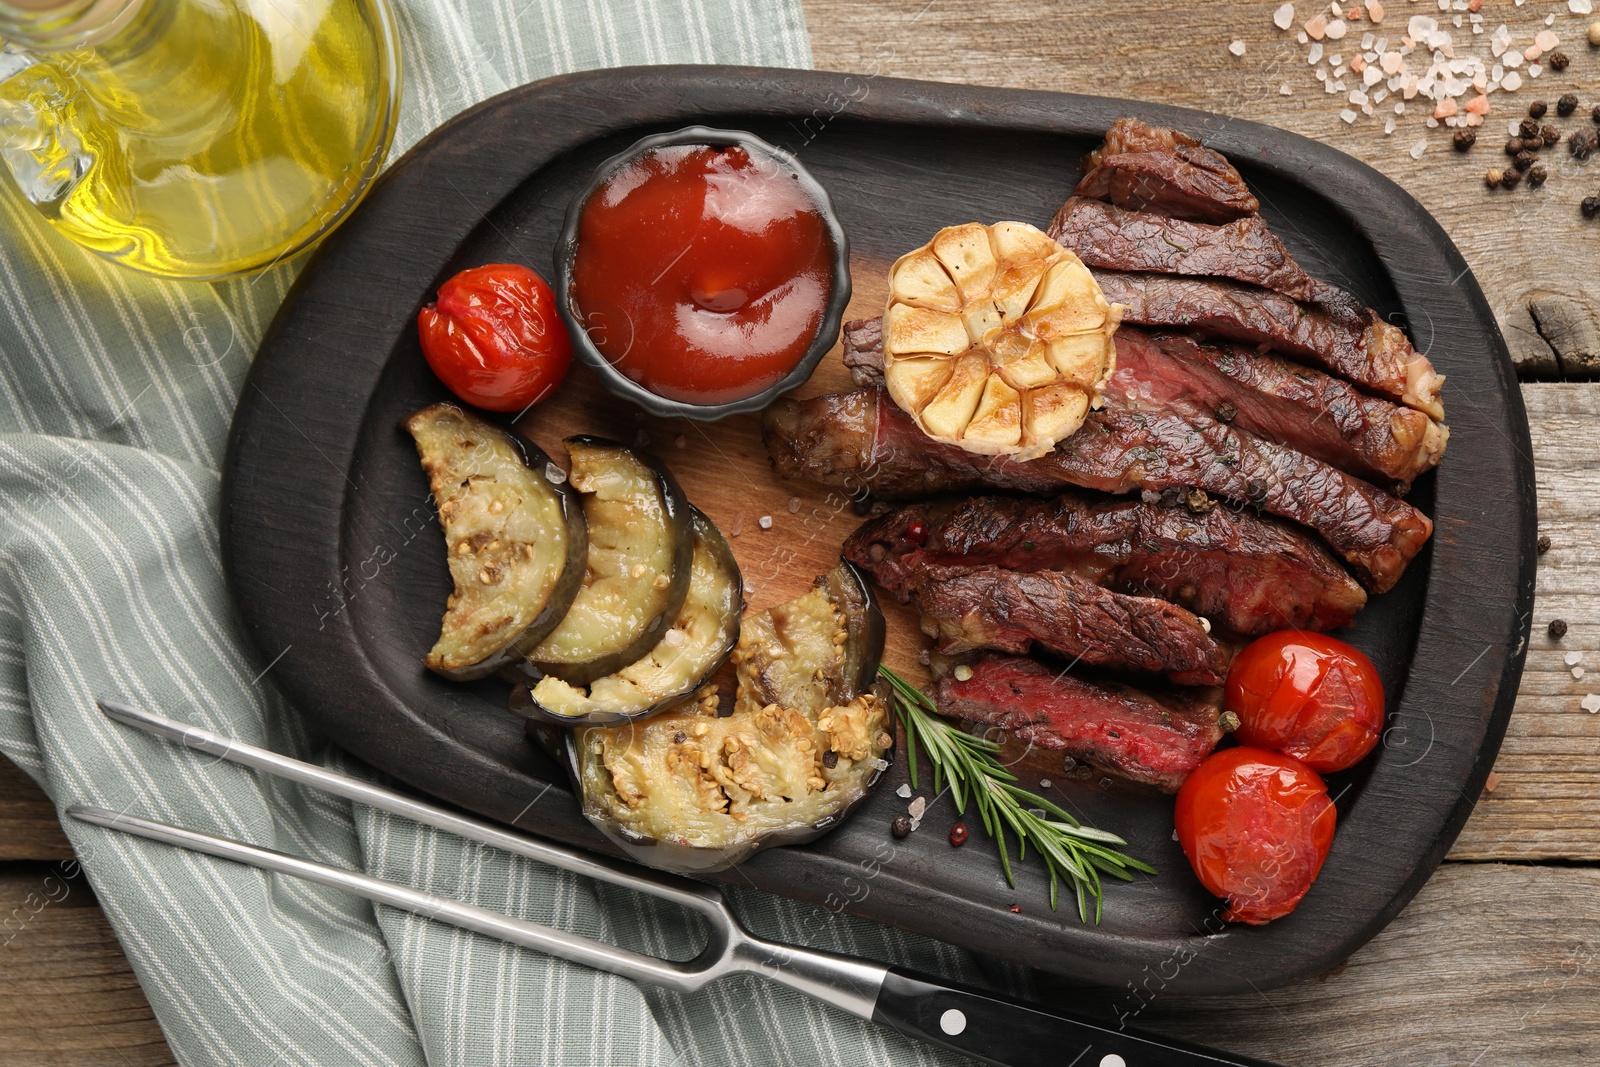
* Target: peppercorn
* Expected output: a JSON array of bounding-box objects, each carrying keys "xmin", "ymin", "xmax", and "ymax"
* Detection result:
[
  {"xmin": 1501, "ymin": 167, "xmax": 1523, "ymax": 189},
  {"xmin": 1571, "ymin": 128, "xmax": 1600, "ymax": 160},
  {"xmin": 1530, "ymin": 100, "xmax": 1549, "ymax": 119},
  {"xmin": 1514, "ymin": 150, "xmax": 1538, "ymax": 171},
  {"xmin": 1520, "ymin": 117, "xmax": 1543, "ymax": 140},
  {"xmin": 1543, "ymin": 125, "xmax": 1562, "ymax": 147},
  {"xmin": 1486, "ymin": 167, "xmax": 1506, "ymax": 188},
  {"xmin": 1246, "ymin": 478, "xmax": 1269, "ymax": 502},
  {"xmin": 673, "ymin": 730, "xmax": 687, "ymax": 744},
  {"xmin": 949, "ymin": 823, "xmax": 969, "ymax": 847},
  {"xmin": 1537, "ymin": 534, "xmax": 1552, "ymax": 554},
  {"xmin": 1453, "ymin": 128, "xmax": 1477, "ymax": 152},
  {"xmin": 1505, "ymin": 137, "xmax": 1525, "ymax": 157},
  {"xmin": 1214, "ymin": 400, "xmax": 1238, "ymax": 423},
  {"xmin": 1559, "ymin": 93, "xmax": 1580, "ymax": 117},
  {"xmin": 891, "ymin": 815, "xmax": 912, "ymax": 838},
  {"xmin": 822, "ymin": 749, "xmax": 839, "ymax": 769},
  {"xmin": 905, "ymin": 519, "xmax": 929, "ymax": 545},
  {"xmin": 1591, "ymin": 20, "xmax": 1600, "ymax": 47},
  {"xmin": 1594, "ymin": 105, "xmax": 1600, "ymax": 125},
  {"xmin": 1550, "ymin": 50, "xmax": 1571, "ymax": 72},
  {"xmin": 1583, "ymin": 196, "xmax": 1600, "ymax": 218},
  {"xmin": 1549, "ymin": 618, "xmax": 1569, "ymax": 640},
  {"xmin": 1529, "ymin": 164, "xmax": 1549, "ymax": 187}
]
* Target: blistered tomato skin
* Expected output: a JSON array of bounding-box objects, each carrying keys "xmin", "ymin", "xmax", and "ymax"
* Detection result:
[
  {"xmin": 1226, "ymin": 630, "xmax": 1385, "ymax": 773},
  {"xmin": 418, "ymin": 264, "xmax": 572, "ymax": 412},
  {"xmin": 1174, "ymin": 746, "xmax": 1336, "ymax": 924},
  {"xmin": 570, "ymin": 144, "xmax": 832, "ymax": 405}
]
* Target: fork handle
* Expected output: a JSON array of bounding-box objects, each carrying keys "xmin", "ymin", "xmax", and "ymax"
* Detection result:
[{"xmin": 871, "ymin": 968, "xmax": 1285, "ymax": 1067}]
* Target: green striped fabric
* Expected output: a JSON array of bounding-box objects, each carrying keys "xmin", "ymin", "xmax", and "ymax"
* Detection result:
[{"xmin": 0, "ymin": 3, "xmax": 1027, "ymax": 1064}]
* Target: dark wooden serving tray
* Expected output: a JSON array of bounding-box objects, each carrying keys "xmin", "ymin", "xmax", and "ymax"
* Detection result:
[{"xmin": 222, "ymin": 66, "xmax": 1535, "ymax": 995}]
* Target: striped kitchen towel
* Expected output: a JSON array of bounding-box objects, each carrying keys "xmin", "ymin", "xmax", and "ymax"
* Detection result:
[{"xmin": 0, "ymin": 2, "xmax": 1028, "ymax": 1064}]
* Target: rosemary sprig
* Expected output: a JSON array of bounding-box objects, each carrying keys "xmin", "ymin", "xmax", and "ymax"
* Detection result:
[{"xmin": 878, "ymin": 665, "xmax": 1155, "ymax": 922}]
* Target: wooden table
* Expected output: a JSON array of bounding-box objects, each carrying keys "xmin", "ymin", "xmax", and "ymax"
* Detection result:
[{"xmin": 6, "ymin": 3, "xmax": 1599, "ymax": 1063}]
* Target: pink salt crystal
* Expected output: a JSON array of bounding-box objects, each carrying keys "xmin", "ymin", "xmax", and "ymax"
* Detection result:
[
  {"xmin": 1351, "ymin": 54, "xmax": 1368, "ymax": 71},
  {"xmin": 1525, "ymin": 45, "xmax": 1543, "ymax": 61},
  {"xmin": 1534, "ymin": 29, "xmax": 1560, "ymax": 50},
  {"xmin": 1433, "ymin": 97, "xmax": 1458, "ymax": 118},
  {"xmin": 1306, "ymin": 12, "xmax": 1329, "ymax": 39},
  {"xmin": 1464, "ymin": 111, "xmax": 1484, "ymax": 126},
  {"xmin": 1464, "ymin": 93, "xmax": 1489, "ymax": 114},
  {"xmin": 1368, "ymin": 0, "xmax": 1384, "ymax": 20}
]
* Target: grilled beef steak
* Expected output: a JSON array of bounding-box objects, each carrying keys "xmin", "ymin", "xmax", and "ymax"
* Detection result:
[
  {"xmin": 935, "ymin": 653, "xmax": 1226, "ymax": 792},
  {"xmin": 1114, "ymin": 328, "xmax": 1447, "ymax": 490},
  {"xmin": 1048, "ymin": 197, "xmax": 1356, "ymax": 315},
  {"xmin": 1092, "ymin": 271, "xmax": 1446, "ymax": 421},
  {"xmin": 870, "ymin": 560, "xmax": 1228, "ymax": 685},
  {"xmin": 1075, "ymin": 118, "xmax": 1260, "ymax": 223},
  {"xmin": 844, "ymin": 494, "xmax": 1366, "ymax": 635},
  {"xmin": 761, "ymin": 386, "xmax": 1431, "ymax": 593}
]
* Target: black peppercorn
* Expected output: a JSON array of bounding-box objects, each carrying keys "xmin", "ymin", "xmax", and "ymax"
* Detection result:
[
  {"xmin": 1530, "ymin": 100, "xmax": 1549, "ymax": 119},
  {"xmin": 822, "ymin": 749, "xmax": 838, "ymax": 769},
  {"xmin": 1543, "ymin": 125, "xmax": 1562, "ymax": 146},
  {"xmin": 949, "ymin": 823, "xmax": 969, "ymax": 847},
  {"xmin": 1582, "ymin": 196, "xmax": 1600, "ymax": 218},
  {"xmin": 1550, "ymin": 50, "xmax": 1571, "ymax": 71},
  {"xmin": 1537, "ymin": 534, "xmax": 1552, "ymax": 554},
  {"xmin": 1505, "ymin": 136, "xmax": 1525, "ymax": 156},
  {"xmin": 1514, "ymin": 149, "xmax": 1538, "ymax": 171},
  {"xmin": 891, "ymin": 815, "xmax": 912, "ymax": 838},
  {"xmin": 1559, "ymin": 93, "xmax": 1580, "ymax": 116},
  {"xmin": 1571, "ymin": 128, "xmax": 1600, "ymax": 159},
  {"xmin": 1549, "ymin": 618, "xmax": 1569, "ymax": 640},
  {"xmin": 1501, "ymin": 167, "xmax": 1523, "ymax": 189},
  {"xmin": 1593, "ymin": 104, "xmax": 1600, "ymax": 125},
  {"xmin": 673, "ymin": 730, "xmax": 687, "ymax": 744},
  {"xmin": 1529, "ymin": 164, "xmax": 1549, "ymax": 187},
  {"xmin": 1215, "ymin": 400, "xmax": 1238, "ymax": 423},
  {"xmin": 1520, "ymin": 117, "xmax": 1543, "ymax": 140},
  {"xmin": 1246, "ymin": 478, "xmax": 1269, "ymax": 502},
  {"xmin": 1453, "ymin": 128, "xmax": 1477, "ymax": 152}
]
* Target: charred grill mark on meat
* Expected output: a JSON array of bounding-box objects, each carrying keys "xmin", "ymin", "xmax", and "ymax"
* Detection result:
[
  {"xmin": 844, "ymin": 494, "xmax": 1367, "ymax": 636},
  {"xmin": 1092, "ymin": 271, "xmax": 1446, "ymax": 421},
  {"xmin": 761, "ymin": 385, "xmax": 1431, "ymax": 593},
  {"xmin": 1075, "ymin": 118, "xmax": 1260, "ymax": 223},
  {"xmin": 1048, "ymin": 197, "xmax": 1359, "ymax": 316},
  {"xmin": 935, "ymin": 653, "xmax": 1226, "ymax": 793}
]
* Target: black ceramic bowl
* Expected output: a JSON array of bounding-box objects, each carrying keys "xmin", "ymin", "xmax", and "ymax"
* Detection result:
[{"xmin": 552, "ymin": 125, "xmax": 852, "ymax": 421}]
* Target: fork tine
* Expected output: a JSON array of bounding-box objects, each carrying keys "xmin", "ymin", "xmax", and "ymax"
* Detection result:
[
  {"xmin": 67, "ymin": 805, "xmax": 713, "ymax": 993},
  {"xmin": 95, "ymin": 699, "xmax": 730, "ymax": 923}
]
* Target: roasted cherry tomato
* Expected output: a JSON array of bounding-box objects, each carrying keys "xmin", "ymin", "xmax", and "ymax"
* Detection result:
[
  {"xmin": 418, "ymin": 264, "xmax": 572, "ymax": 412},
  {"xmin": 1225, "ymin": 630, "xmax": 1385, "ymax": 773},
  {"xmin": 1174, "ymin": 746, "xmax": 1336, "ymax": 924}
]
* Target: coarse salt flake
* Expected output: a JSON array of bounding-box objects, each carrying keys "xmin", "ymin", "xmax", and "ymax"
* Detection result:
[
  {"xmin": 1582, "ymin": 694, "xmax": 1600, "ymax": 714},
  {"xmin": 1229, "ymin": 39, "xmax": 1247, "ymax": 56},
  {"xmin": 1381, "ymin": 49, "xmax": 1405, "ymax": 73},
  {"xmin": 1409, "ymin": 138, "xmax": 1428, "ymax": 158},
  {"xmin": 908, "ymin": 795, "xmax": 928, "ymax": 820},
  {"xmin": 1275, "ymin": 2, "xmax": 1296, "ymax": 29},
  {"xmin": 1502, "ymin": 70, "xmax": 1523, "ymax": 91},
  {"xmin": 1575, "ymin": 666, "xmax": 1587, "ymax": 680},
  {"xmin": 1535, "ymin": 29, "xmax": 1560, "ymax": 50},
  {"xmin": 1340, "ymin": 107, "xmax": 1359, "ymax": 122},
  {"xmin": 1572, "ymin": 0, "xmax": 1593, "ymax": 14},
  {"xmin": 1310, "ymin": 41, "xmax": 1325, "ymax": 62},
  {"xmin": 544, "ymin": 462, "xmax": 568, "ymax": 485},
  {"xmin": 896, "ymin": 783, "xmax": 912, "ymax": 798},
  {"xmin": 1351, "ymin": 89, "xmax": 1371, "ymax": 105},
  {"xmin": 1281, "ymin": 82, "xmax": 1294, "ymax": 94},
  {"xmin": 1565, "ymin": 650, "xmax": 1584, "ymax": 666},
  {"xmin": 1327, "ymin": 17, "xmax": 1348, "ymax": 39},
  {"xmin": 1307, "ymin": 12, "xmax": 1329, "ymax": 38},
  {"xmin": 1365, "ymin": 64, "xmax": 1384, "ymax": 85},
  {"xmin": 1385, "ymin": 115, "xmax": 1397, "ymax": 133},
  {"xmin": 757, "ymin": 514, "xmax": 773, "ymax": 529}
]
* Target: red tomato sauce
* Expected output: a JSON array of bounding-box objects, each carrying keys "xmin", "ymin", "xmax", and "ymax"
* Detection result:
[{"xmin": 570, "ymin": 144, "xmax": 832, "ymax": 405}]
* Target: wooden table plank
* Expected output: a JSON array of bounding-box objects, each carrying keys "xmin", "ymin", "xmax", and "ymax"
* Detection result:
[{"xmin": 0, "ymin": 759, "xmax": 72, "ymax": 863}]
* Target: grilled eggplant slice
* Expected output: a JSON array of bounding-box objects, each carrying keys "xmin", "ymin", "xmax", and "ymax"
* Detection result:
[
  {"xmin": 516, "ymin": 437, "xmax": 693, "ymax": 687},
  {"xmin": 405, "ymin": 403, "xmax": 586, "ymax": 681},
  {"xmin": 511, "ymin": 510, "xmax": 741, "ymax": 725},
  {"xmin": 565, "ymin": 561, "xmax": 891, "ymax": 873}
]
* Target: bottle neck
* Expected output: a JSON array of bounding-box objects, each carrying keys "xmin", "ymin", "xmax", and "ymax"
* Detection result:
[{"xmin": 0, "ymin": 0, "xmax": 145, "ymax": 52}]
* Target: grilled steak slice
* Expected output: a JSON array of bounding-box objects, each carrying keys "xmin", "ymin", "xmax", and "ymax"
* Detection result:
[
  {"xmin": 842, "ymin": 317, "xmax": 884, "ymax": 386},
  {"xmin": 883, "ymin": 561, "xmax": 1227, "ymax": 684},
  {"xmin": 844, "ymin": 494, "xmax": 1366, "ymax": 635},
  {"xmin": 935, "ymin": 653, "xmax": 1225, "ymax": 792},
  {"xmin": 1116, "ymin": 328, "xmax": 1447, "ymax": 490},
  {"xmin": 1092, "ymin": 271, "xmax": 1446, "ymax": 421},
  {"xmin": 761, "ymin": 386, "xmax": 1432, "ymax": 593},
  {"xmin": 1075, "ymin": 118, "xmax": 1259, "ymax": 223},
  {"xmin": 1048, "ymin": 197, "xmax": 1357, "ymax": 315}
]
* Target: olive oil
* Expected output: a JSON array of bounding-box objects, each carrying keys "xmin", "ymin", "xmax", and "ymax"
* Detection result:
[{"xmin": 0, "ymin": 0, "xmax": 400, "ymax": 279}]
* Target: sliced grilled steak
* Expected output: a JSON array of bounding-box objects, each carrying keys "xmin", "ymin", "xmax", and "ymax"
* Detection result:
[
  {"xmin": 761, "ymin": 386, "xmax": 1432, "ymax": 593},
  {"xmin": 1092, "ymin": 271, "xmax": 1446, "ymax": 421},
  {"xmin": 902, "ymin": 563, "xmax": 1227, "ymax": 684},
  {"xmin": 844, "ymin": 494, "xmax": 1366, "ymax": 635},
  {"xmin": 1116, "ymin": 327, "xmax": 1447, "ymax": 490},
  {"xmin": 841, "ymin": 317, "xmax": 883, "ymax": 387},
  {"xmin": 1075, "ymin": 118, "xmax": 1259, "ymax": 223},
  {"xmin": 1048, "ymin": 198, "xmax": 1358, "ymax": 316},
  {"xmin": 935, "ymin": 653, "xmax": 1226, "ymax": 792}
]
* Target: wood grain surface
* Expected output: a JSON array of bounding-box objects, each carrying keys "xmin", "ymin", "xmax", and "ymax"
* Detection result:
[{"xmin": 2, "ymin": 1, "xmax": 1596, "ymax": 1063}]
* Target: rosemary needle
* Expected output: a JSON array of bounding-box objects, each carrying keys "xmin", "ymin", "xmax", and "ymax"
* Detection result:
[{"xmin": 878, "ymin": 665, "xmax": 1155, "ymax": 923}]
